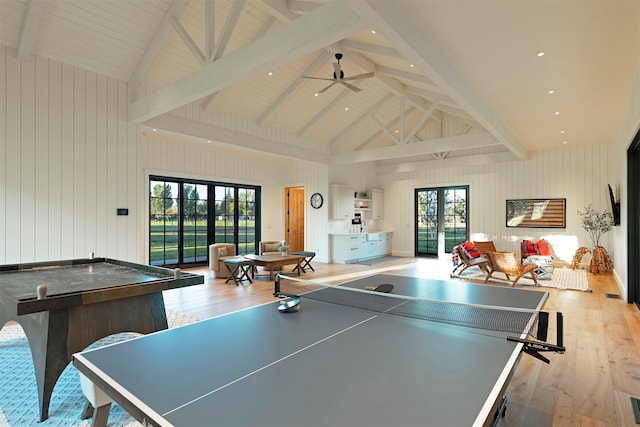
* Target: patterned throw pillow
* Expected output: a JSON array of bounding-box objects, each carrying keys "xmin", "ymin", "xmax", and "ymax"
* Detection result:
[
  {"xmin": 218, "ymin": 247, "xmax": 228, "ymax": 256},
  {"xmin": 462, "ymin": 241, "xmax": 481, "ymax": 258},
  {"xmin": 521, "ymin": 239, "xmax": 551, "ymax": 256}
]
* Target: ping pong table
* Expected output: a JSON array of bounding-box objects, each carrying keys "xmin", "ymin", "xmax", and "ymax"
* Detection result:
[
  {"xmin": 0, "ymin": 257, "xmax": 203, "ymax": 421},
  {"xmin": 73, "ymin": 273, "xmax": 552, "ymax": 427}
]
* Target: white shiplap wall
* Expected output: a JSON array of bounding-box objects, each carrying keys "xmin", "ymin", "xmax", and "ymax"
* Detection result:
[
  {"xmin": 0, "ymin": 45, "xmax": 140, "ymax": 264},
  {"xmin": 140, "ymin": 132, "xmax": 331, "ymax": 263},
  {"xmin": 378, "ymin": 143, "xmax": 614, "ymax": 265}
]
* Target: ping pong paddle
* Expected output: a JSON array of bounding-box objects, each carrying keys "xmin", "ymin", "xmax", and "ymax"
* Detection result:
[
  {"xmin": 364, "ymin": 284, "xmax": 394, "ymax": 293},
  {"xmin": 278, "ymin": 297, "xmax": 301, "ymax": 313}
]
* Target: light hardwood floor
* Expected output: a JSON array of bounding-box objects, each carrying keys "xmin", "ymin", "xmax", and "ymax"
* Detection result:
[{"xmin": 165, "ymin": 258, "xmax": 640, "ymax": 426}]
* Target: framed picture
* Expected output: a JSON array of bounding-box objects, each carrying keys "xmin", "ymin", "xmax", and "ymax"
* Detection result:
[{"xmin": 506, "ymin": 198, "xmax": 566, "ymax": 228}]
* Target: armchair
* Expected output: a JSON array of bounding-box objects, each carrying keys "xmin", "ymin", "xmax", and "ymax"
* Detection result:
[
  {"xmin": 473, "ymin": 241, "xmax": 497, "ymax": 254},
  {"xmin": 451, "ymin": 242, "xmax": 490, "ymax": 278},
  {"xmin": 259, "ymin": 240, "xmax": 283, "ymax": 255},
  {"xmin": 209, "ymin": 243, "xmax": 237, "ymax": 278},
  {"xmin": 484, "ymin": 251, "xmax": 538, "ymax": 287}
]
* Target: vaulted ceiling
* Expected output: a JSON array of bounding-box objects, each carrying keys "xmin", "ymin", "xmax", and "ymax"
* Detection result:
[{"xmin": 1, "ymin": 0, "xmax": 639, "ymax": 166}]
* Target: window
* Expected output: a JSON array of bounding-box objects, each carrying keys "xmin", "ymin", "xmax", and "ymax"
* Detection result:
[{"xmin": 150, "ymin": 176, "xmax": 261, "ymax": 267}]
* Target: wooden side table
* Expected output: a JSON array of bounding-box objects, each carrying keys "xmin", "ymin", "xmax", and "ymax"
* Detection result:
[{"xmin": 223, "ymin": 258, "xmax": 254, "ymax": 285}]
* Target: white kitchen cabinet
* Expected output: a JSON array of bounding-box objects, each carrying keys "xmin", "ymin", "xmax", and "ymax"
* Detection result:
[
  {"xmin": 330, "ymin": 234, "xmax": 366, "ymax": 263},
  {"xmin": 330, "ymin": 232, "xmax": 393, "ymax": 263},
  {"xmin": 330, "ymin": 184, "xmax": 354, "ymax": 220}
]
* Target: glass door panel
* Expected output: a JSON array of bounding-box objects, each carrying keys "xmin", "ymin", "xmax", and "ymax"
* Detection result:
[
  {"xmin": 416, "ymin": 189, "xmax": 438, "ymax": 255},
  {"xmin": 149, "ymin": 180, "xmax": 179, "ymax": 266},
  {"xmin": 182, "ymin": 183, "xmax": 208, "ymax": 263},
  {"xmin": 443, "ymin": 188, "xmax": 468, "ymax": 253},
  {"xmin": 416, "ymin": 186, "xmax": 468, "ymax": 256}
]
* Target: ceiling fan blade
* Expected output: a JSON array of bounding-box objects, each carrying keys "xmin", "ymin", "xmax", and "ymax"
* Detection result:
[
  {"xmin": 301, "ymin": 76, "xmax": 335, "ymax": 81},
  {"xmin": 341, "ymin": 81, "xmax": 362, "ymax": 92},
  {"xmin": 343, "ymin": 72, "xmax": 375, "ymax": 81},
  {"xmin": 318, "ymin": 82, "xmax": 337, "ymax": 94}
]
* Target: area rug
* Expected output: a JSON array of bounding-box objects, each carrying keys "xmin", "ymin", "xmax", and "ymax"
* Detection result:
[
  {"xmin": 0, "ymin": 309, "xmax": 200, "ymax": 427},
  {"xmin": 457, "ymin": 267, "xmax": 590, "ymax": 291},
  {"xmin": 353, "ymin": 256, "xmax": 417, "ymax": 267}
]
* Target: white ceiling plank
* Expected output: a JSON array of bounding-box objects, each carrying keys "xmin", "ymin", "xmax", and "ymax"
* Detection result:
[
  {"xmin": 371, "ymin": 115, "xmax": 400, "ymax": 145},
  {"xmin": 212, "ymin": 0, "xmax": 246, "ymax": 61},
  {"xmin": 375, "ymin": 151, "xmax": 517, "ymax": 174},
  {"xmin": 296, "ymin": 81, "xmax": 359, "ymax": 137},
  {"xmin": 129, "ymin": 0, "xmax": 190, "ymax": 100},
  {"xmin": 170, "ymin": 17, "xmax": 205, "ymax": 66},
  {"xmin": 404, "ymin": 85, "xmax": 457, "ymax": 107},
  {"xmin": 287, "ymin": 0, "xmax": 323, "ymax": 14},
  {"xmin": 332, "ymin": 132, "xmax": 500, "ymax": 165},
  {"xmin": 258, "ymin": 50, "xmax": 330, "ymax": 126},
  {"xmin": 404, "ymin": 101, "xmax": 439, "ymax": 143},
  {"xmin": 130, "ymin": 0, "xmax": 367, "ymax": 123},
  {"xmin": 202, "ymin": 14, "xmax": 277, "ymax": 113},
  {"xmin": 330, "ymin": 93, "xmax": 393, "ymax": 150},
  {"xmin": 347, "ymin": 0, "xmax": 528, "ymax": 160},
  {"xmin": 340, "ymin": 39, "xmax": 404, "ymax": 60},
  {"xmin": 205, "ymin": 0, "xmax": 215, "ymax": 61},
  {"xmin": 145, "ymin": 114, "xmax": 331, "ymax": 163},
  {"xmin": 16, "ymin": 0, "xmax": 47, "ymax": 62},
  {"xmin": 377, "ymin": 66, "xmax": 440, "ymax": 92},
  {"xmin": 355, "ymin": 106, "xmax": 417, "ymax": 150}
]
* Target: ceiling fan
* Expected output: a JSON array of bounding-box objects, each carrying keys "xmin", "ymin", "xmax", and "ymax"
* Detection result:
[{"xmin": 302, "ymin": 53, "xmax": 374, "ymax": 93}]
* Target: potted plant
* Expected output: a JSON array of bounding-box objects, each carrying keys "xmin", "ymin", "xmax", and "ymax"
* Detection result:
[
  {"xmin": 575, "ymin": 205, "xmax": 614, "ymax": 273},
  {"xmin": 278, "ymin": 241, "xmax": 290, "ymax": 256}
]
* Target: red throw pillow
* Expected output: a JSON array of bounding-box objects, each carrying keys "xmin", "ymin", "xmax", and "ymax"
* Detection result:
[
  {"xmin": 463, "ymin": 241, "xmax": 481, "ymax": 258},
  {"xmin": 522, "ymin": 240, "xmax": 536, "ymax": 255},
  {"xmin": 536, "ymin": 239, "xmax": 550, "ymax": 256}
]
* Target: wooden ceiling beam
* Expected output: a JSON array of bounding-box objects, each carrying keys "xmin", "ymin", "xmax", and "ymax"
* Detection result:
[
  {"xmin": 347, "ymin": 0, "xmax": 528, "ymax": 160},
  {"xmin": 128, "ymin": 0, "xmax": 190, "ymax": 101},
  {"xmin": 131, "ymin": 1, "xmax": 367, "ymax": 123},
  {"xmin": 257, "ymin": 51, "xmax": 331, "ymax": 126},
  {"xmin": 331, "ymin": 132, "xmax": 500, "ymax": 165},
  {"xmin": 16, "ymin": 0, "xmax": 47, "ymax": 62}
]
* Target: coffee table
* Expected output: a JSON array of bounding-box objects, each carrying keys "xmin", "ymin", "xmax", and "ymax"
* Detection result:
[{"xmin": 243, "ymin": 254, "xmax": 304, "ymax": 280}]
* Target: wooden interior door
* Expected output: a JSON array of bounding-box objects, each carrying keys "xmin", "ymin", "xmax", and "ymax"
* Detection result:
[{"xmin": 285, "ymin": 187, "xmax": 305, "ymax": 251}]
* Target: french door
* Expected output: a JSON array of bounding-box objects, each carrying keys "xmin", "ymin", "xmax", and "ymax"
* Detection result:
[
  {"xmin": 149, "ymin": 176, "xmax": 260, "ymax": 267},
  {"xmin": 415, "ymin": 186, "xmax": 468, "ymax": 256}
]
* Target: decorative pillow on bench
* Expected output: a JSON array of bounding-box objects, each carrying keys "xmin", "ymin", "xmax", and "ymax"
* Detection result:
[
  {"xmin": 521, "ymin": 239, "xmax": 550, "ymax": 257},
  {"xmin": 461, "ymin": 241, "xmax": 482, "ymax": 259}
]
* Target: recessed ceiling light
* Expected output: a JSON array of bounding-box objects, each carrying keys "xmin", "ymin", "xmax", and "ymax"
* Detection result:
[
  {"xmin": 563, "ymin": 141, "xmax": 567, "ymax": 144},
  {"xmin": 371, "ymin": 30, "xmax": 376, "ymax": 34},
  {"xmin": 537, "ymin": 51, "xmax": 545, "ymax": 57},
  {"xmin": 554, "ymin": 111, "xmax": 560, "ymax": 115},
  {"xmin": 152, "ymin": 128, "xmax": 157, "ymax": 132},
  {"xmin": 344, "ymin": 107, "xmax": 349, "ymax": 111},
  {"xmin": 547, "ymin": 89, "xmax": 555, "ymax": 94},
  {"xmin": 410, "ymin": 64, "xmax": 414, "ymax": 68},
  {"xmin": 207, "ymin": 140, "xmax": 212, "ymax": 143},
  {"xmin": 560, "ymin": 130, "xmax": 565, "ymax": 134},
  {"xmin": 314, "ymin": 93, "xmax": 319, "ymax": 97},
  {"xmin": 394, "ymin": 129, "xmax": 399, "ymax": 134},
  {"xmin": 268, "ymin": 71, "xmax": 273, "ymax": 76}
]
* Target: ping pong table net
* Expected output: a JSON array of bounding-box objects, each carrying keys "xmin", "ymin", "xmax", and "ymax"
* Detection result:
[{"xmin": 275, "ymin": 276, "xmax": 542, "ymax": 338}]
